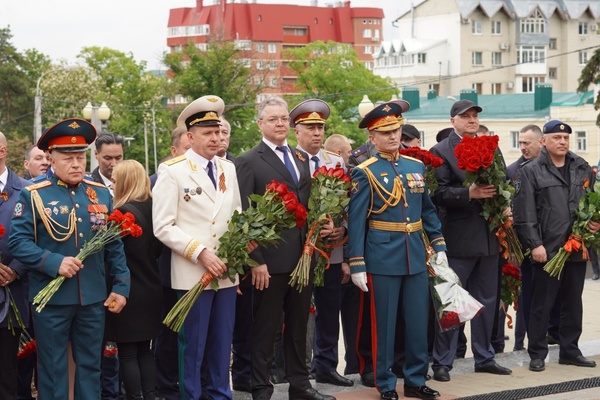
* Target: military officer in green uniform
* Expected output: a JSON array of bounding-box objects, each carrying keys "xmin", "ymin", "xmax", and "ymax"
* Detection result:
[
  {"xmin": 9, "ymin": 118, "xmax": 130, "ymax": 400},
  {"xmin": 348, "ymin": 101, "xmax": 445, "ymax": 400}
]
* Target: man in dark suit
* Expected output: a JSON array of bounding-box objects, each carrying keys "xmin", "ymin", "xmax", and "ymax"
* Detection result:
[
  {"xmin": 429, "ymin": 100, "xmax": 512, "ymax": 382},
  {"xmin": 91, "ymin": 132, "xmax": 124, "ymax": 197},
  {"xmin": 0, "ymin": 131, "xmax": 32, "ymax": 399},
  {"xmin": 235, "ymin": 95, "xmax": 335, "ymax": 400}
]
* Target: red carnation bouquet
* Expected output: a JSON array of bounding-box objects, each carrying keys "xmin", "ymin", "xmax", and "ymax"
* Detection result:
[
  {"xmin": 500, "ymin": 261, "xmax": 521, "ymax": 328},
  {"xmin": 164, "ymin": 180, "xmax": 307, "ymax": 332},
  {"xmin": 426, "ymin": 241, "xmax": 484, "ymax": 331},
  {"xmin": 33, "ymin": 210, "xmax": 143, "ymax": 313},
  {"xmin": 454, "ymin": 135, "xmax": 524, "ymax": 263},
  {"xmin": 399, "ymin": 147, "xmax": 444, "ymax": 195},
  {"xmin": 289, "ymin": 166, "xmax": 351, "ymax": 291}
]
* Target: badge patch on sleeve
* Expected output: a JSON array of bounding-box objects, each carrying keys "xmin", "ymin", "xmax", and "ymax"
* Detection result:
[
  {"xmin": 351, "ymin": 180, "xmax": 360, "ymax": 195},
  {"xmin": 513, "ymin": 180, "xmax": 521, "ymax": 194},
  {"xmin": 13, "ymin": 202, "xmax": 24, "ymax": 218}
]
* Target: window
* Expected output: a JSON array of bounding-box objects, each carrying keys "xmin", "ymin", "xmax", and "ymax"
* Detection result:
[
  {"xmin": 520, "ymin": 9, "xmax": 545, "ymax": 34},
  {"xmin": 268, "ymin": 43, "xmax": 277, "ymax": 53},
  {"xmin": 549, "ymin": 38, "xmax": 557, "ymax": 50},
  {"xmin": 472, "ymin": 52, "xmax": 483, "ymax": 66},
  {"xmin": 492, "ymin": 20, "xmax": 502, "ymax": 35},
  {"xmin": 364, "ymin": 45, "xmax": 372, "ymax": 54},
  {"xmin": 492, "ymin": 83, "xmax": 502, "ymax": 94},
  {"xmin": 364, "ymin": 61, "xmax": 373, "ymax": 69},
  {"xmin": 256, "ymin": 43, "xmax": 265, "ymax": 53},
  {"xmin": 517, "ymin": 46, "xmax": 546, "ymax": 64},
  {"xmin": 522, "ymin": 76, "xmax": 545, "ymax": 92},
  {"xmin": 472, "ymin": 20, "xmax": 482, "ymax": 35},
  {"xmin": 235, "ymin": 40, "xmax": 251, "ymax": 50},
  {"xmin": 576, "ymin": 131, "xmax": 587, "ymax": 151},
  {"xmin": 256, "ymin": 61, "xmax": 266, "ymax": 70},
  {"xmin": 510, "ymin": 131, "xmax": 519, "ymax": 149},
  {"xmin": 492, "ymin": 52, "xmax": 502, "ymax": 66},
  {"xmin": 472, "ymin": 82, "xmax": 483, "ymax": 94},
  {"xmin": 549, "ymin": 67, "xmax": 557, "ymax": 79},
  {"xmin": 253, "ymin": 77, "xmax": 262, "ymax": 85},
  {"xmin": 268, "ymin": 60, "xmax": 277, "ymax": 70},
  {"xmin": 579, "ymin": 22, "xmax": 588, "ymax": 35},
  {"xmin": 363, "ymin": 29, "xmax": 372, "ymax": 38},
  {"xmin": 269, "ymin": 77, "xmax": 278, "ymax": 87},
  {"xmin": 195, "ymin": 43, "xmax": 208, "ymax": 51},
  {"xmin": 417, "ymin": 53, "xmax": 426, "ymax": 64},
  {"xmin": 240, "ymin": 58, "xmax": 251, "ymax": 68},
  {"xmin": 374, "ymin": 30, "xmax": 380, "ymax": 40},
  {"xmin": 579, "ymin": 51, "xmax": 589, "ymax": 65}
]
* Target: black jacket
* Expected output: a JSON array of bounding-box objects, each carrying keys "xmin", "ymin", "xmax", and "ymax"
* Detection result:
[
  {"xmin": 429, "ymin": 131, "xmax": 501, "ymax": 257},
  {"xmin": 513, "ymin": 148, "xmax": 592, "ymax": 260}
]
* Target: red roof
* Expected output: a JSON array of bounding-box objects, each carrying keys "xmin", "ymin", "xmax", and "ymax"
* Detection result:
[{"xmin": 168, "ymin": 2, "xmax": 384, "ymax": 43}]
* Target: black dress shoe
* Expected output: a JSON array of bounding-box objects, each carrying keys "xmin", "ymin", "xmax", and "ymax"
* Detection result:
[
  {"xmin": 360, "ymin": 372, "xmax": 375, "ymax": 387},
  {"xmin": 315, "ymin": 370, "xmax": 354, "ymax": 387},
  {"xmin": 559, "ymin": 355, "xmax": 597, "ymax": 368},
  {"xmin": 380, "ymin": 390, "xmax": 398, "ymax": 400},
  {"xmin": 432, "ymin": 366, "xmax": 450, "ymax": 382},
  {"xmin": 289, "ymin": 387, "xmax": 336, "ymax": 400},
  {"xmin": 404, "ymin": 385, "xmax": 440, "ymax": 399},
  {"xmin": 474, "ymin": 362, "xmax": 512, "ymax": 375},
  {"xmin": 529, "ymin": 359, "xmax": 545, "ymax": 372}
]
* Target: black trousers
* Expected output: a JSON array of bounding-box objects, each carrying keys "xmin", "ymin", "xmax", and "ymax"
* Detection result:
[{"xmin": 0, "ymin": 326, "xmax": 21, "ymax": 400}]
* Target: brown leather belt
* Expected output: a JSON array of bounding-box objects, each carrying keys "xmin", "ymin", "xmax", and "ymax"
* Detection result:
[{"xmin": 368, "ymin": 219, "xmax": 423, "ymax": 232}]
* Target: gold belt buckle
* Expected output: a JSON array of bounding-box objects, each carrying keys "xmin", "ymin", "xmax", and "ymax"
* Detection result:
[{"xmin": 406, "ymin": 223, "xmax": 412, "ymax": 232}]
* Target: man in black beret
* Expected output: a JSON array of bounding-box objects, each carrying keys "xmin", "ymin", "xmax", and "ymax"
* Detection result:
[
  {"xmin": 513, "ymin": 119, "xmax": 599, "ymax": 372},
  {"xmin": 401, "ymin": 124, "xmax": 421, "ymax": 148}
]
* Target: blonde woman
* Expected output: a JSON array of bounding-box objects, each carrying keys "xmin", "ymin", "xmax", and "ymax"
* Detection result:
[{"xmin": 104, "ymin": 160, "xmax": 163, "ymax": 400}]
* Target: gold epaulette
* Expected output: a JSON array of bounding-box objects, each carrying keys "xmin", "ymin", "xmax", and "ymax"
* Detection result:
[
  {"xmin": 83, "ymin": 179, "xmax": 107, "ymax": 188},
  {"xmin": 164, "ymin": 155, "xmax": 186, "ymax": 166},
  {"xmin": 324, "ymin": 150, "xmax": 339, "ymax": 157},
  {"xmin": 356, "ymin": 157, "xmax": 378, "ymax": 170},
  {"xmin": 216, "ymin": 155, "xmax": 233, "ymax": 164},
  {"xmin": 400, "ymin": 155, "xmax": 424, "ymax": 164},
  {"xmin": 24, "ymin": 180, "xmax": 52, "ymax": 191}
]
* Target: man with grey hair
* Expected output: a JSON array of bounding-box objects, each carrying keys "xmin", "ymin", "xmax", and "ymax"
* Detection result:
[
  {"xmin": 218, "ymin": 116, "xmax": 235, "ymax": 161},
  {"xmin": 235, "ymin": 95, "xmax": 335, "ymax": 400}
]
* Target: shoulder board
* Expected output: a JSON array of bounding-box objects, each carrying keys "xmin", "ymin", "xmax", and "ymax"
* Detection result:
[
  {"xmin": 83, "ymin": 179, "xmax": 108, "ymax": 188},
  {"xmin": 324, "ymin": 150, "xmax": 339, "ymax": 157},
  {"xmin": 351, "ymin": 146, "xmax": 367, "ymax": 157},
  {"xmin": 217, "ymin": 155, "xmax": 233, "ymax": 164},
  {"xmin": 356, "ymin": 157, "xmax": 378, "ymax": 170},
  {"xmin": 31, "ymin": 174, "xmax": 48, "ymax": 183},
  {"xmin": 25, "ymin": 180, "xmax": 52, "ymax": 191},
  {"xmin": 164, "ymin": 155, "xmax": 186, "ymax": 166},
  {"xmin": 400, "ymin": 155, "xmax": 424, "ymax": 164}
]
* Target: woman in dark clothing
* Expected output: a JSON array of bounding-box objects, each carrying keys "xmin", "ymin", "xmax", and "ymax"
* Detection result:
[{"xmin": 105, "ymin": 160, "xmax": 163, "ymax": 400}]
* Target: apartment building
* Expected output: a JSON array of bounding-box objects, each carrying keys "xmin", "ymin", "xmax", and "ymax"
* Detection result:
[
  {"xmin": 374, "ymin": 0, "xmax": 600, "ymax": 97},
  {"xmin": 167, "ymin": 0, "xmax": 384, "ymax": 95}
]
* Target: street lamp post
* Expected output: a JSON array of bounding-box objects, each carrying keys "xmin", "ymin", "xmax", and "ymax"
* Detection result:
[{"xmin": 82, "ymin": 101, "xmax": 111, "ymax": 172}]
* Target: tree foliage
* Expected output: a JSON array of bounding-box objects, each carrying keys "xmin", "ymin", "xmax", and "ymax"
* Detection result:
[
  {"xmin": 284, "ymin": 41, "xmax": 397, "ymax": 146},
  {"xmin": 578, "ymin": 47, "xmax": 600, "ymax": 127},
  {"xmin": 164, "ymin": 34, "xmax": 267, "ymax": 155}
]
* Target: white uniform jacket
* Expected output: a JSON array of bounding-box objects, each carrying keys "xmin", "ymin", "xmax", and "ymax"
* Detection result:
[{"xmin": 152, "ymin": 149, "xmax": 242, "ymax": 290}]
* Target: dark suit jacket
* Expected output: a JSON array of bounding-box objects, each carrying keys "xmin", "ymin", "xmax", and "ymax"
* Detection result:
[
  {"xmin": 91, "ymin": 167, "xmax": 103, "ymax": 185},
  {"xmin": 430, "ymin": 131, "xmax": 500, "ymax": 257},
  {"xmin": 235, "ymin": 141, "xmax": 311, "ymax": 274},
  {"xmin": 0, "ymin": 168, "xmax": 31, "ymax": 328}
]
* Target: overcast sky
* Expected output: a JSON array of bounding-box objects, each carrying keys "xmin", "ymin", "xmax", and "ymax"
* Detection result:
[{"xmin": 1, "ymin": 0, "xmax": 410, "ymax": 71}]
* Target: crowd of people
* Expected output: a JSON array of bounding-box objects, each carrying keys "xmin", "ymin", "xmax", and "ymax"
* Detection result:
[{"xmin": 0, "ymin": 94, "xmax": 597, "ymax": 400}]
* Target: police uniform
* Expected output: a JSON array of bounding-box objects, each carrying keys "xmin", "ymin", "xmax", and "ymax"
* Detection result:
[
  {"xmin": 290, "ymin": 99, "xmax": 352, "ymax": 386},
  {"xmin": 9, "ymin": 118, "xmax": 130, "ymax": 400},
  {"xmin": 348, "ymin": 101, "xmax": 445, "ymax": 399}
]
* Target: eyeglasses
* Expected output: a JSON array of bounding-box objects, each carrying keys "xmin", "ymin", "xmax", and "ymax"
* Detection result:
[{"xmin": 261, "ymin": 116, "xmax": 291, "ymax": 125}]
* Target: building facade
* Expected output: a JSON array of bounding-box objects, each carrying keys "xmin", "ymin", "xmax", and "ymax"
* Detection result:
[
  {"xmin": 374, "ymin": 0, "xmax": 600, "ymax": 97},
  {"xmin": 167, "ymin": 0, "xmax": 384, "ymax": 95}
]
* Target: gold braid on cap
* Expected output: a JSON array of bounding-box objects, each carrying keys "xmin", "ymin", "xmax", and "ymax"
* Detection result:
[
  {"xmin": 30, "ymin": 190, "xmax": 77, "ymax": 243},
  {"xmin": 362, "ymin": 167, "xmax": 407, "ymax": 218}
]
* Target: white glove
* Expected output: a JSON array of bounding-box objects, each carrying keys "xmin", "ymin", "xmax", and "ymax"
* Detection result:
[
  {"xmin": 351, "ymin": 272, "xmax": 369, "ymax": 292},
  {"xmin": 434, "ymin": 251, "xmax": 448, "ymax": 266}
]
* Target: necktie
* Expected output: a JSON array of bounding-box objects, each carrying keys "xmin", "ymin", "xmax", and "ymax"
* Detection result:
[
  {"xmin": 276, "ymin": 146, "xmax": 298, "ymax": 185},
  {"xmin": 311, "ymin": 156, "xmax": 320, "ymax": 171},
  {"xmin": 207, "ymin": 160, "xmax": 217, "ymax": 188}
]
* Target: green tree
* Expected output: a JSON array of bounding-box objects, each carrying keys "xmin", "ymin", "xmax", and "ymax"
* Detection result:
[
  {"xmin": 578, "ymin": 47, "xmax": 600, "ymax": 126},
  {"xmin": 0, "ymin": 27, "xmax": 36, "ymax": 140},
  {"xmin": 284, "ymin": 41, "xmax": 396, "ymax": 146},
  {"xmin": 164, "ymin": 34, "xmax": 267, "ymax": 155}
]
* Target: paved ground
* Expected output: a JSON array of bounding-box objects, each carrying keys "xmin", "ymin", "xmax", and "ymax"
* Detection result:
[{"xmin": 232, "ymin": 266, "xmax": 600, "ymax": 399}]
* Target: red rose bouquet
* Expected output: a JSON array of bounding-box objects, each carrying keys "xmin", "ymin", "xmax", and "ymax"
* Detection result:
[
  {"xmin": 399, "ymin": 147, "xmax": 444, "ymax": 195},
  {"xmin": 500, "ymin": 261, "xmax": 521, "ymax": 328},
  {"xmin": 454, "ymin": 135, "xmax": 524, "ymax": 263},
  {"xmin": 33, "ymin": 210, "xmax": 143, "ymax": 313},
  {"xmin": 426, "ymin": 246, "xmax": 484, "ymax": 332},
  {"xmin": 289, "ymin": 166, "xmax": 351, "ymax": 291},
  {"xmin": 544, "ymin": 178, "xmax": 600, "ymax": 278},
  {"xmin": 164, "ymin": 180, "xmax": 307, "ymax": 332}
]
